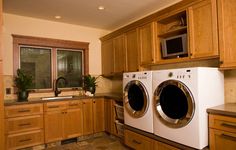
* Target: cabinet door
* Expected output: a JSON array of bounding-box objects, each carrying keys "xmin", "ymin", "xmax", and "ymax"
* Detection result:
[
  {"xmin": 93, "ymin": 99, "xmax": 105, "ymax": 133},
  {"xmin": 218, "ymin": 0, "xmax": 236, "ymax": 68},
  {"xmin": 125, "ymin": 29, "xmax": 139, "ymax": 72},
  {"xmin": 188, "ymin": 0, "xmax": 218, "ymax": 58},
  {"xmin": 64, "ymin": 107, "xmax": 83, "ymax": 139},
  {"xmin": 113, "ymin": 35, "xmax": 125, "ymax": 73},
  {"xmin": 139, "ymin": 22, "xmax": 157, "ymax": 65},
  {"xmin": 104, "ymin": 100, "xmax": 112, "ymax": 133},
  {"xmin": 101, "ymin": 39, "xmax": 114, "ymax": 75},
  {"xmin": 82, "ymin": 99, "xmax": 93, "ymax": 135},
  {"xmin": 44, "ymin": 110, "xmax": 63, "ymax": 143},
  {"xmin": 124, "ymin": 129, "xmax": 154, "ymax": 150},
  {"xmin": 210, "ymin": 129, "xmax": 236, "ymax": 150}
]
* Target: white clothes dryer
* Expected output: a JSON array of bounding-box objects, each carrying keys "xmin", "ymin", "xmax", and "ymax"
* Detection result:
[
  {"xmin": 152, "ymin": 67, "xmax": 224, "ymax": 149},
  {"xmin": 123, "ymin": 71, "xmax": 153, "ymax": 133}
]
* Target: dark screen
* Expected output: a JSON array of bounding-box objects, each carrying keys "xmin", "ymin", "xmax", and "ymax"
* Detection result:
[{"xmin": 166, "ymin": 37, "xmax": 183, "ymax": 54}]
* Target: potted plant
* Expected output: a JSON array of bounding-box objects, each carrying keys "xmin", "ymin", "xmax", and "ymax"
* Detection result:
[
  {"xmin": 14, "ymin": 69, "xmax": 33, "ymax": 101},
  {"xmin": 83, "ymin": 74, "xmax": 99, "ymax": 95}
]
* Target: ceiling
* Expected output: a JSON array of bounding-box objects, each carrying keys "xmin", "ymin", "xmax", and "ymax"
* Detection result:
[{"xmin": 3, "ymin": 0, "xmax": 181, "ymax": 31}]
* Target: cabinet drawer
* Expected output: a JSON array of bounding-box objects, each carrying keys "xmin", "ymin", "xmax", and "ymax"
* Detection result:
[
  {"xmin": 68, "ymin": 100, "xmax": 82, "ymax": 109},
  {"xmin": 44, "ymin": 101, "xmax": 68, "ymax": 111},
  {"xmin": 5, "ymin": 104, "xmax": 43, "ymax": 118},
  {"xmin": 6, "ymin": 129, "xmax": 44, "ymax": 150},
  {"xmin": 209, "ymin": 114, "xmax": 236, "ymax": 133},
  {"xmin": 124, "ymin": 129, "xmax": 154, "ymax": 150},
  {"xmin": 5, "ymin": 115, "xmax": 43, "ymax": 134},
  {"xmin": 210, "ymin": 128, "xmax": 236, "ymax": 150}
]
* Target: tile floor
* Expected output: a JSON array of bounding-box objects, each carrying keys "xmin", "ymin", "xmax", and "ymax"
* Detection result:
[{"xmin": 45, "ymin": 135, "xmax": 130, "ymax": 150}]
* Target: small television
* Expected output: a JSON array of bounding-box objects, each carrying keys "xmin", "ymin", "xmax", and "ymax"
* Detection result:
[{"xmin": 161, "ymin": 33, "xmax": 187, "ymax": 58}]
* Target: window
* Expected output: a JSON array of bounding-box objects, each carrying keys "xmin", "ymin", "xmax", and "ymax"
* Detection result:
[{"xmin": 13, "ymin": 35, "xmax": 89, "ymax": 91}]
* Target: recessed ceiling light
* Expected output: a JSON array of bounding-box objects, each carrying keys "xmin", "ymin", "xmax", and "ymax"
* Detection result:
[
  {"xmin": 98, "ymin": 6, "xmax": 105, "ymax": 10},
  {"xmin": 55, "ymin": 16, "xmax": 61, "ymax": 19}
]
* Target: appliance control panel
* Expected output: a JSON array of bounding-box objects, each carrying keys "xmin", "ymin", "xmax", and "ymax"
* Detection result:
[{"xmin": 168, "ymin": 69, "xmax": 192, "ymax": 80}]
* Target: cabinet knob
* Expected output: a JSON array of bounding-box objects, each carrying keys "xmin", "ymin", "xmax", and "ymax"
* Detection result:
[
  {"xmin": 93, "ymin": 101, "xmax": 95, "ymax": 103},
  {"xmin": 220, "ymin": 61, "xmax": 223, "ymax": 64}
]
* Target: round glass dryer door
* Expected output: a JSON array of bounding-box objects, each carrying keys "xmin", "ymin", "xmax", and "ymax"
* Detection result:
[
  {"xmin": 124, "ymin": 80, "xmax": 149, "ymax": 118},
  {"xmin": 153, "ymin": 80, "xmax": 195, "ymax": 128}
]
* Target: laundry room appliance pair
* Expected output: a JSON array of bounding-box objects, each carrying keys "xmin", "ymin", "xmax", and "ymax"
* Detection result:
[{"xmin": 123, "ymin": 67, "xmax": 224, "ymax": 149}]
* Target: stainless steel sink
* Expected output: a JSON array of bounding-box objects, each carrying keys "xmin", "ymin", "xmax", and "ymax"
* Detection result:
[{"xmin": 41, "ymin": 96, "xmax": 74, "ymax": 100}]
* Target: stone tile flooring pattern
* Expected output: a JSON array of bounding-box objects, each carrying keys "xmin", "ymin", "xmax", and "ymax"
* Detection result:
[{"xmin": 46, "ymin": 135, "xmax": 130, "ymax": 150}]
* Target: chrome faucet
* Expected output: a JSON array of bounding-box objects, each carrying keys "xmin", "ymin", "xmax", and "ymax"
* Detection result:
[{"xmin": 54, "ymin": 77, "xmax": 67, "ymax": 97}]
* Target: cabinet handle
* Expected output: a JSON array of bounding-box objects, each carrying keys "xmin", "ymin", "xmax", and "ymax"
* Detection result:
[
  {"xmin": 132, "ymin": 139, "xmax": 141, "ymax": 144},
  {"xmin": 18, "ymin": 123, "xmax": 31, "ymax": 127},
  {"xmin": 48, "ymin": 106, "xmax": 59, "ymax": 108},
  {"xmin": 93, "ymin": 101, "xmax": 95, "ymax": 103},
  {"xmin": 19, "ymin": 138, "xmax": 32, "ymax": 143},
  {"xmin": 69, "ymin": 104, "xmax": 78, "ymax": 106},
  {"xmin": 221, "ymin": 122, "xmax": 236, "ymax": 129},
  {"xmin": 221, "ymin": 134, "xmax": 236, "ymax": 142},
  {"xmin": 220, "ymin": 61, "xmax": 223, "ymax": 64},
  {"xmin": 18, "ymin": 109, "xmax": 30, "ymax": 113}
]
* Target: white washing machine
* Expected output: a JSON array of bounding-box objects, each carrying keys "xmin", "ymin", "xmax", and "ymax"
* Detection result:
[
  {"xmin": 152, "ymin": 67, "xmax": 224, "ymax": 149},
  {"xmin": 123, "ymin": 71, "xmax": 153, "ymax": 133}
]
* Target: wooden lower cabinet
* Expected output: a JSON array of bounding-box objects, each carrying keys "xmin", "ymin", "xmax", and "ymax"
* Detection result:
[
  {"xmin": 82, "ymin": 99, "xmax": 93, "ymax": 135},
  {"xmin": 6, "ymin": 129, "xmax": 44, "ymax": 150},
  {"xmin": 44, "ymin": 100, "xmax": 83, "ymax": 143},
  {"xmin": 209, "ymin": 114, "xmax": 236, "ymax": 150},
  {"xmin": 5, "ymin": 104, "xmax": 44, "ymax": 149},
  {"xmin": 125, "ymin": 129, "xmax": 180, "ymax": 150},
  {"xmin": 124, "ymin": 129, "xmax": 154, "ymax": 150},
  {"xmin": 105, "ymin": 99, "xmax": 117, "ymax": 136},
  {"xmin": 154, "ymin": 141, "xmax": 180, "ymax": 150},
  {"xmin": 93, "ymin": 98, "xmax": 105, "ymax": 133}
]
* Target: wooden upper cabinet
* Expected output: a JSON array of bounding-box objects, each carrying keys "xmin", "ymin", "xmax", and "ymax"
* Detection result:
[
  {"xmin": 138, "ymin": 22, "xmax": 157, "ymax": 65},
  {"xmin": 101, "ymin": 39, "xmax": 114, "ymax": 75},
  {"xmin": 188, "ymin": 0, "xmax": 218, "ymax": 59},
  {"xmin": 218, "ymin": 0, "xmax": 236, "ymax": 69},
  {"xmin": 125, "ymin": 29, "xmax": 139, "ymax": 72},
  {"xmin": 113, "ymin": 34, "xmax": 125, "ymax": 73}
]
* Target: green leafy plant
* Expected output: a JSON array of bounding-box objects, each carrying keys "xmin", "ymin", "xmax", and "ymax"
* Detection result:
[
  {"xmin": 14, "ymin": 69, "xmax": 33, "ymax": 92},
  {"xmin": 83, "ymin": 74, "xmax": 99, "ymax": 94}
]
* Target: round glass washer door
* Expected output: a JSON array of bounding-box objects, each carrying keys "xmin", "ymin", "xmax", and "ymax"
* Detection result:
[
  {"xmin": 153, "ymin": 80, "xmax": 195, "ymax": 128},
  {"xmin": 124, "ymin": 80, "xmax": 149, "ymax": 118}
]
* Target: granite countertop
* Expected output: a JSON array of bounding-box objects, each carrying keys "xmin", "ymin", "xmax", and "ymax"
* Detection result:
[
  {"xmin": 207, "ymin": 103, "xmax": 236, "ymax": 117},
  {"xmin": 4, "ymin": 93, "xmax": 123, "ymax": 106}
]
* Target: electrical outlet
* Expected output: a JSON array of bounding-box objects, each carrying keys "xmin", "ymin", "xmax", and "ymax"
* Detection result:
[{"xmin": 6, "ymin": 88, "xmax": 11, "ymax": 94}]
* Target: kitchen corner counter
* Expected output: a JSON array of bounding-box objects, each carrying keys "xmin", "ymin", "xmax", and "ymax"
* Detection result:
[
  {"xmin": 4, "ymin": 93, "xmax": 123, "ymax": 106},
  {"xmin": 207, "ymin": 103, "xmax": 236, "ymax": 117}
]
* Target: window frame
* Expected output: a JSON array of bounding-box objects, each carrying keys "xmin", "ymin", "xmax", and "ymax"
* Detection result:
[{"xmin": 13, "ymin": 34, "xmax": 89, "ymax": 92}]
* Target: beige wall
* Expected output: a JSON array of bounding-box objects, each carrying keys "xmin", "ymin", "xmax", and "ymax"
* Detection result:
[
  {"xmin": 2, "ymin": 13, "xmax": 113, "ymax": 99},
  {"xmin": 2, "ymin": 13, "xmax": 110, "ymax": 75}
]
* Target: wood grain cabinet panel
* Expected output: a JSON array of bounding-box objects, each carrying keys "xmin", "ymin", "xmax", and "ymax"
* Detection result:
[
  {"xmin": 209, "ymin": 114, "xmax": 236, "ymax": 150},
  {"xmin": 6, "ymin": 129, "xmax": 44, "ymax": 150},
  {"xmin": 93, "ymin": 98, "xmax": 105, "ymax": 133},
  {"xmin": 154, "ymin": 141, "xmax": 180, "ymax": 150},
  {"xmin": 124, "ymin": 129, "xmax": 154, "ymax": 150},
  {"xmin": 5, "ymin": 104, "xmax": 44, "ymax": 149},
  {"xmin": 44, "ymin": 100, "xmax": 83, "ymax": 143},
  {"xmin": 101, "ymin": 39, "xmax": 114, "ymax": 75},
  {"xmin": 188, "ymin": 0, "xmax": 218, "ymax": 59},
  {"xmin": 5, "ymin": 115, "xmax": 43, "ymax": 134},
  {"xmin": 217, "ymin": 0, "xmax": 236, "ymax": 69},
  {"xmin": 125, "ymin": 29, "xmax": 139, "ymax": 72},
  {"xmin": 82, "ymin": 99, "xmax": 93, "ymax": 135},
  {"xmin": 5, "ymin": 103, "xmax": 43, "ymax": 118},
  {"xmin": 64, "ymin": 104, "xmax": 83, "ymax": 139},
  {"xmin": 138, "ymin": 22, "xmax": 157, "ymax": 65},
  {"xmin": 113, "ymin": 34, "xmax": 125, "ymax": 73}
]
